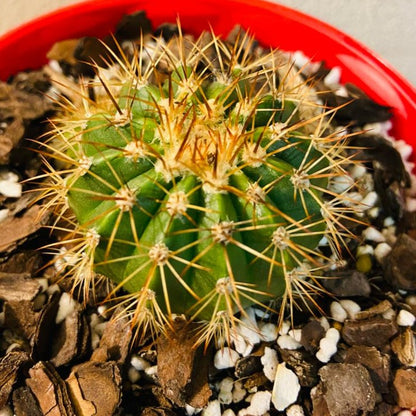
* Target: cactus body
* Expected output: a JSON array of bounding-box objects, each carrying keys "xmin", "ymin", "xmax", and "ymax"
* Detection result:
[{"xmin": 45, "ymin": 30, "xmax": 352, "ymax": 342}]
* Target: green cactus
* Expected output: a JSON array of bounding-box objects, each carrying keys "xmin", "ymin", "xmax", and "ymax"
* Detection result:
[{"xmin": 42, "ymin": 30, "xmax": 354, "ymax": 344}]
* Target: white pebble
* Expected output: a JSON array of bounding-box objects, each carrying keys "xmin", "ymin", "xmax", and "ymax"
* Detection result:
[
  {"xmin": 329, "ymin": 174, "xmax": 354, "ymax": 194},
  {"xmin": 0, "ymin": 171, "xmax": 22, "ymax": 198},
  {"xmin": 350, "ymin": 164, "xmax": 367, "ymax": 179},
  {"xmin": 253, "ymin": 307, "xmax": 270, "ymax": 319},
  {"xmin": 239, "ymin": 308, "xmax": 261, "ymax": 346},
  {"xmin": 343, "ymin": 191, "xmax": 363, "ymax": 208},
  {"xmin": 261, "ymin": 347, "xmax": 279, "ymax": 382},
  {"xmin": 222, "ymin": 410, "xmax": 236, "ymax": 416},
  {"xmin": 0, "ymin": 406, "xmax": 13, "ymax": 416},
  {"xmin": 35, "ymin": 278, "xmax": 49, "ymax": 293},
  {"xmin": 0, "ymin": 209, "xmax": 9, "ymax": 223},
  {"xmin": 46, "ymin": 283, "xmax": 61, "ymax": 296},
  {"xmin": 232, "ymin": 380, "xmax": 246, "ymax": 403},
  {"xmin": 144, "ymin": 365, "xmax": 158, "ymax": 378},
  {"xmin": 131, "ymin": 356, "xmax": 150, "ymax": 371},
  {"xmin": 277, "ymin": 335, "xmax": 302, "ymax": 350},
  {"xmin": 382, "ymin": 308, "xmax": 396, "ymax": 320},
  {"xmin": 362, "ymin": 226, "xmax": 385, "ymax": 243},
  {"xmin": 339, "ymin": 300, "xmax": 361, "ymax": 320},
  {"xmin": 323, "ymin": 66, "xmax": 341, "ymax": 87},
  {"xmin": 395, "ymin": 139, "xmax": 413, "ymax": 160},
  {"xmin": 361, "ymin": 191, "xmax": 378, "ymax": 209},
  {"xmin": 397, "ymin": 309, "xmax": 416, "ymax": 327},
  {"xmin": 288, "ymin": 329, "xmax": 302, "ymax": 343},
  {"xmin": 316, "ymin": 328, "xmax": 339, "ymax": 363},
  {"xmin": 356, "ymin": 244, "xmax": 374, "ymax": 256},
  {"xmin": 218, "ymin": 377, "xmax": 234, "ymax": 405},
  {"xmin": 406, "ymin": 198, "xmax": 416, "ymax": 212},
  {"xmin": 241, "ymin": 391, "xmax": 271, "ymax": 416},
  {"xmin": 127, "ymin": 367, "xmax": 141, "ymax": 383},
  {"xmin": 279, "ymin": 321, "xmax": 290, "ymax": 335},
  {"xmin": 319, "ymin": 317, "xmax": 330, "ymax": 331},
  {"xmin": 326, "ymin": 327, "xmax": 340, "ymax": 342},
  {"xmin": 55, "ymin": 293, "xmax": 77, "ymax": 324},
  {"xmin": 202, "ymin": 400, "xmax": 221, "ymax": 416},
  {"xmin": 231, "ymin": 330, "xmax": 252, "ymax": 357},
  {"xmin": 406, "ymin": 295, "xmax": 416, "ymax": 306},
  {"xmin": 367, "ymin": 207, "xmax": 380, "ymax": 218},
  {"xmin": 396, "ymin": 411, "xmax": 412, "ymax": 416},
  {"xmin": 383, "ymin": 216, "xmax": 395, "ymax": 227},
  {"xmin": 330, "ymin": 301, "xmax": 348, "ymax": 323},
  {"xmin": 214, "ymin": 347, "xmax": 240, "ymax": 369},
  {"xmin": 271, "ymin": 363, "xmax": 300, "ymax": 411},
  {"xmin": 286, "ymin": 404, "xmax": 305, "ymax": 416},
  {"xmin": 374, "ymin": 242, "xmax": 392, "ymax": 263},
  {"xmin": 259, "ymin": 323, "xmax": 278, "ymax": 342},
  {"xmin": 185, "ymin": 404, "xmax": 198, "ymax": 416}
]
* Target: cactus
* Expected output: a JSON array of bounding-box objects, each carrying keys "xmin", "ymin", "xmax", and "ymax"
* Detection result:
[{"xmin": 41, "ymin": 29, "xmax": 356, "ymax": 345}]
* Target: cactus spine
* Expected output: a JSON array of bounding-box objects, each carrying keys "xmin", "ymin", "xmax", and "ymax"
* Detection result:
[{"xmin": 42, "ymin": 29, "xmax": 355, "ymax": 345}]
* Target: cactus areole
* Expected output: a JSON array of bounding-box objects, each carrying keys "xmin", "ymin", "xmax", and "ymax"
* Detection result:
[{"xmin": 46, "ymin": 29, "xmax": 353, "ymax": 342}]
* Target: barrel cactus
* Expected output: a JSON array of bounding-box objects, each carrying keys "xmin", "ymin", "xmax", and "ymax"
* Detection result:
[{"xmin": 42, "ymin": 29, "xmax": 354, "ymax": 345}]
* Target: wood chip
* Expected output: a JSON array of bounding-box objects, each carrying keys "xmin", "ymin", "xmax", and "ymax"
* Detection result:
[
  {"xmin": 26, "ymin": 361, "xmax": 76, "ymax": 416},
  {"xmin": 66, "ymin": 361, "xmax": 122, "ymax": 416},
  {"xmin": 0, "ymin": 205, "xmax": 48, "ymax": 253},
  {"xmin": 0, "ymin": 272, "xmax": 41, "ymax": 302},
  {"xmin": 12, "ymin": 386, "xmax": 43, "ymax": 416},
  {"xmin": 0, "ymin": 351, "xmax": 31, "ymax": 408},
  {"xmin": 157, "ymin": 320, "xmax": 212, "ymax": 408},
  {"xmin": 50, "ymin": 305, "xmax": 90, "ymax": 367},
  {"xmin": 91, "ymin": 309, "xmax": 132, "ymax": 364},
  {"xmin": 0, "ymin": 273, "xmax": 42, "ymax": 339},
  {"xmin": 0, "ymin": 250, "xmax": 43, "ymax": 274}
]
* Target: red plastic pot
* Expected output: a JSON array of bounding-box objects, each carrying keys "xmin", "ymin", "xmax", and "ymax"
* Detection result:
[{"xmin": 1, "ymin": 0, "xmax": 415, "ymax": 151}]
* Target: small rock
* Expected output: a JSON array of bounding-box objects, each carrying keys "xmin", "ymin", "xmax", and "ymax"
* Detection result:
[
  {"xmin": 323, "ymin": 270, "xmax": 371, "ymax": 297},
  {"xmin": 201, "ymin": 400, "xmax": 221, "ymax": 416},
  {"xmin": 234, "ymin": 355, "xmax": 262, "ymax": 378},
  {"xmin": 374, "ymin": 242, "xmax": 392, "ymax": 263},
  {"xmin": 214, "ymin": 348, "xmax": 240, "ymax": 370},
  {"xmin": 316, "ymin": 363, "xmax": 376, "ymax": 416},
  {"xmin": 384, "ymin": 234, "xmax": 416, "ymax": 291},
  {"xmin": 342, "ymin": 317, "xmax": 398, "ymax": 348},
  {"xmin": 271, "ymin": 363, "xmax": 300, "ymax": 411},
  {"xmin": 339, "ymin": 299, "xmax": 361, "ymax": 319},
  {"xmin": 344, "ymin": 345, "xmax": 391, "ymax": 393},
  {"xmin": 277, "ymin": 335, "xmax": 302, "ymax": 350},
  {"xmin": 355, "ymin": 299, "xmax": 393, "ymax": 320},
  {"xmin": 316, "ymin": 328, "xmax": 340, "ymax": 363},
  {"xmin": 393, "ymin": 368, "xmax": 416, "ymax": 408},
  {"xmin": 279, "ymin": 349, "xmax": 319, "ymax": 387},
  {"xmin": 362, "ymin": 226, "xmax": 385, "ymax": 243},
  {"xmin": 397, "ymin": 309, "xmax": 416, "ymax": 326},
  {"xmin": 218, "ymin": 377, "xmax": 233, "ymax": 405},
  {"xmin": 261, "ymin": 347, "xmax": 278, "ymax": 382},
  {"xmin": 330, "ymin": 301, "xmax": 348, "ymax": 323},
  {"xmin": 300, "ymin": 320, "xmax": 325, "ymax": 353},
  {"xmin": 286, "ymin": 404, "xmax": 305, "ymax": 416},
  {"xmin": 239, "ymin": 391, "xmax": 271, "ymax": 416},
  {"xmin": 391, "ymin": 327, "xmax": 416, "ymax": 366}
]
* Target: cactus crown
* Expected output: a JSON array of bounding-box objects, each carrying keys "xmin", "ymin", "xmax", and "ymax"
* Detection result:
[{"xmin": 41, "ymin": 28, "xmax": 356, "ymax": 345}]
